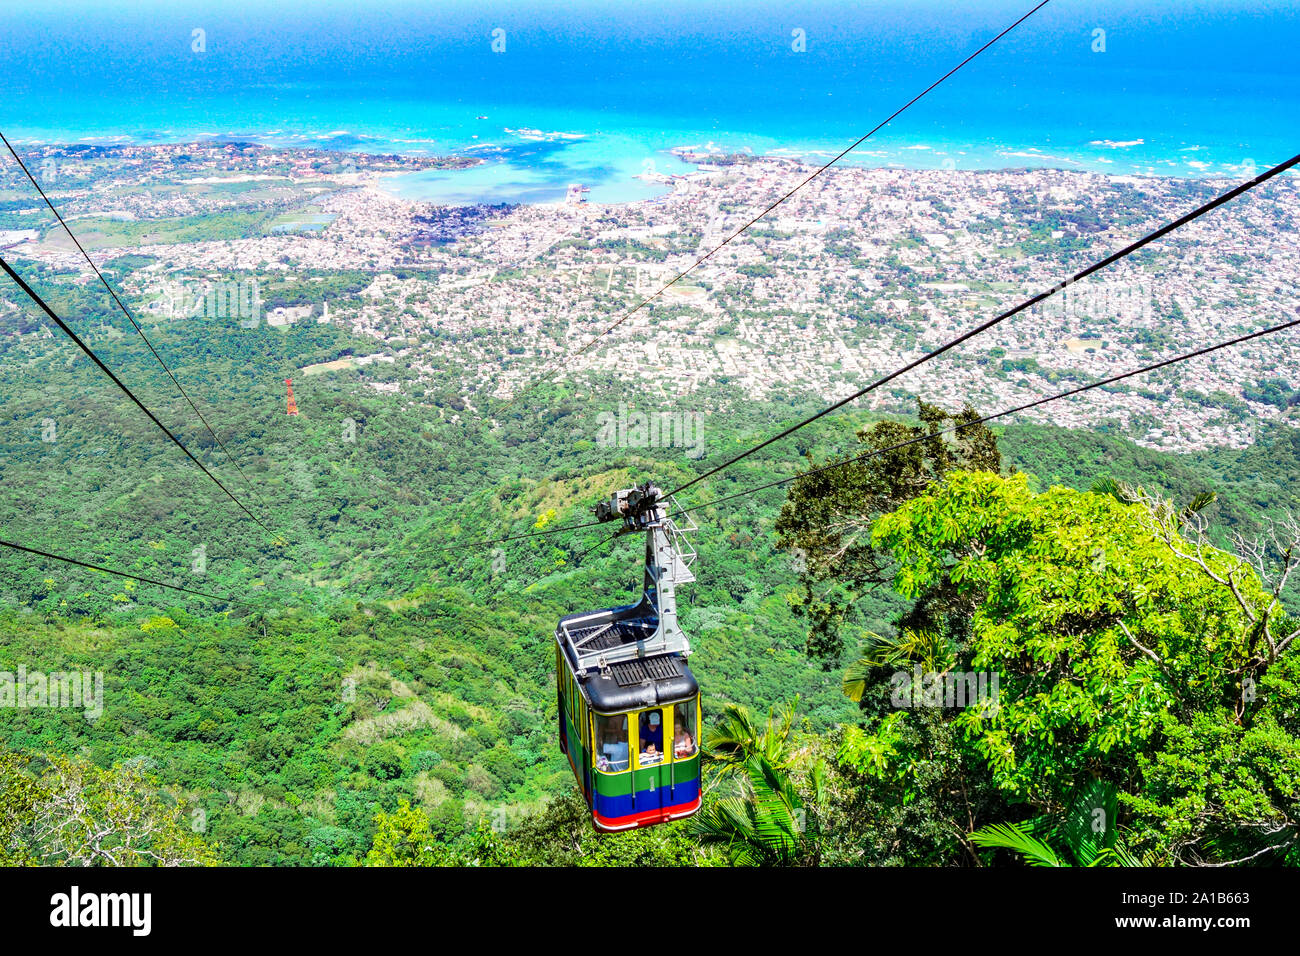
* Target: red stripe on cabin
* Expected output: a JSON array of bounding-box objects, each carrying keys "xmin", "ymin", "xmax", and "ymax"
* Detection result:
[{"xmin": 592, "ymin": 795, "xmax": 702, "ymax": 832}]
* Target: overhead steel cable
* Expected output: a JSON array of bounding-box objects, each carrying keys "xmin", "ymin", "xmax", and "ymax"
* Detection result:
[
  {"xmin": 664, "ymin": 313, "xmax": 1300, "ymax": 521},
  {"xmin": 0, "ymin": 256, "xmax": 284, "ymax": 544},
  {"xmin": 664, "ymin": 150, "xmax": 1300, "ymax": 499},
  {"xmin": 0, "ymin": 537, "xmax": 257, "ymax": 608},
  {"xmin": 499, "ymin": 0, "xmax": 1052, "ymax": 411},
  {"xmin": 0, "ymin": 131, "xmax": 289, "ymax": 544},
  {"xmin": 572, "ymin": 528, "xmax": 626, "ymax": 564}
]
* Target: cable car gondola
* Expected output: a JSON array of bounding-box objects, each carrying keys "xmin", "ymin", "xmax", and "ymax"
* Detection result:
[{"xmin": 554, "ymin": 481, "xmax": 702, "ymax": 831}]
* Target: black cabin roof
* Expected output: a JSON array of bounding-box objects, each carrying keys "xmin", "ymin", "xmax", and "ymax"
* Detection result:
[
  {"xmin": 556, "ymin": 611, "xmax": 697, "ymax": 712},
  {"xmin": 579, "ymin": 654, "xmax": 698, "ymax": 713}
]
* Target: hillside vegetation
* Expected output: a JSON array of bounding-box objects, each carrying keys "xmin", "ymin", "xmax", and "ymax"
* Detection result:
[{"xmin": 2, "ymin": 268, "xmax": 1298, "ymax": 865}]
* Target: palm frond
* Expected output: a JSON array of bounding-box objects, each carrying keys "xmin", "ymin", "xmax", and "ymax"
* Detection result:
[
  {"xmin": 1060, "ymin": 779, "xmax": 1118, "ymax": 866},
  {"xmin": 970, "ymin": 822, "xmax": 1068, "ymax": 867},
  {"xmin": 1090, "ymin": 844, "xmax": 1143, "ymax": 867},
  {"xmin": 842, "ymin": 657, "xmax": 874, "ymax": 703},
  {"xmin": 1091, "ymin": 475, "xmax": 1140, "ymax": 505},
  {"xmin": 703, "ymin": 699, "xmax": 800, "ymax": 772}
]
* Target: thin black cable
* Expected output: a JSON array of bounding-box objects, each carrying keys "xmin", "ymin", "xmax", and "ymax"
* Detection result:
[
  {"xmin": 0, "ymin": 256, "xmax": 284, "ymax": 543},
  {"xmin": 667, "ymin": 314, "xmax": 1300, "ymax": 520},
  {"xmin": 0, "ymin": 132, "xmax": 287, "ymax": 542},
  {"xmin": 0, "ymin": 538, "xmax": 257, "ymax": 608},
  {"xmin": 666, "ymin": 150, "xmax": 1300, "ymax": 498},
  {"xmin": 500, "ymin": 0, "xmax": 1052, "ymax": 410},
  {"xmin": 573, "ymin": 528, "xmax": 627, "ymax": 564}
]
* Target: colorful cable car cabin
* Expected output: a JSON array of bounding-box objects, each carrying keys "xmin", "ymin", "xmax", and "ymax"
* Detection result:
[{"xmin": 555, "ymin": 482, "xmax": 702, "ymax": 831}]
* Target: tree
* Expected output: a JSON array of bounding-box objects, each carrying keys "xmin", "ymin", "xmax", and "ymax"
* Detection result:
[
  {"xmin": 776, "ymin": 401, "xmax": 1001, "ymax": 659},
  {"xmin": 703, "ymin": 700, "xmax": 799, "ymax": 774},
  {"xmin": 364, "ymin": 793, "xmax": 713, "ymax": 867},
  {"xmin": 970, "ymin": 779, "xmax": 1142, "ymax": 866},
  {"xmin": 492, "ymin": 793, "xmax": 709, "ymax": 867},
  {"xmin": 365, "ymin": 799, "xmax": 453, "ymax": 866},
  {"xmin": 969, "ymin": 821, "xmax": 1142, "ymax": 867},
  {"xmin": 837, "ymin": 470, "xmax": 1300, "ymax": 865},
  {"xmin": 0, "ymin": 750, "xmax": 218, "ymax": 866},
  {"xmin": 0, "ymin": 751, "xmax": 43, "ymax": 865},
  {"xmin": 691, "ymin": 700, "xmax": 825, "ymax": 866},
  {"xmin": 364, "ymin": 742, "xmax": 405, "ymax": 781},
  {"xmin": 692, "ymin": 753, "xmax": 823, "ymax": 866}
]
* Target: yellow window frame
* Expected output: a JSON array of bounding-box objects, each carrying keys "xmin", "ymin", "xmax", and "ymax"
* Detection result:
[
  {"xmin": 591, "ymin": 710, "xmax": 631, "ymax": 775},
  {"xmin": 591, "ymin": 696, "xmax": 700, "ymax": 772},
  {"xmin": 672, "ymin": 694, "xmax": 700, "ymax": 760},
  {"xmin": 632, "ymin": 703, "xmax": 675, "ymax": 770}
]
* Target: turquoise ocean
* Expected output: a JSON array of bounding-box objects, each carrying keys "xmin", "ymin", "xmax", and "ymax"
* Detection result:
[{"xmin": 2, "ymin": 0, "xmax": 1297, "ymax": 204}]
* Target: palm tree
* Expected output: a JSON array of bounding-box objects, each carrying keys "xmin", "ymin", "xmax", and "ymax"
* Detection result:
[
  {"xmin": 691, "ymin": 753, "xmax": 824, "ymax": 866},
  {"xmin": 693, "ymin": 699, "xmax": 825, "ymax": 866},
  {"xmin": 703, "ymin": 699, "xmax": 799, "ymax": 775},
  {"xmin": 970, "ymin": 780, "xmax": 1148, "ymax": 866},
  {"xmin": 842, "ymin": 628, "xmax": 952, "ymax": 702},
  {"xmin": 970, "ymin": 821, "xmax": 1143, "ymax": 866}
]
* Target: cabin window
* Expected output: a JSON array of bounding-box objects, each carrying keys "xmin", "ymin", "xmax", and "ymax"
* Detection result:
[
  {"xmin": 673, "ymin": 699, "xmax": 698, "ymax": 759},
  {"xmin": 638, "ymin": 708, "xmax": 666, "ymax": 765},
  {"xmin": 595, "ymin": 714, "xmax": 629, "ymax": 772}
]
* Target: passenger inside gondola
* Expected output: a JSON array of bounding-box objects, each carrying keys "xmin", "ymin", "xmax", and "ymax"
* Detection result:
[
  {"xmin": 673, "ymin": 700, "xmax": 697, "ymax": 758},
  {"xmin": 640, "ymin": 709, "xmax": 664, "ymax": 764},
  {"xmin": 674, "ymin": 723, "xmax": 694, "ymax": 758},
  {"xmin": 597, "ymin": 714, "xmax": 629, "ymax": 771}
]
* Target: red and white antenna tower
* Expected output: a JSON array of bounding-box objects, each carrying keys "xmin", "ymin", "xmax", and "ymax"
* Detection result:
[{"xmin": 285, "ymin": 378, "xmax": 299, "ymax": 416}]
